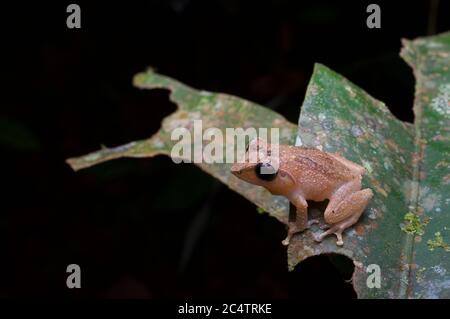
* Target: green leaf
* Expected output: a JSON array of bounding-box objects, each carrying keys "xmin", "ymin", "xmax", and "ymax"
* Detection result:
[
  {"xmin": 400, "ymin": 32, "xmax": 450, "ymax": 298},
  {"xmin": 66, "ymin": 32, "xmax": 450, "ymax": 298},
  {"xmin": 287, "ymin": 32, "xmax": 450, "ymax": 298},
  {"xmin": 290, "ymin": 63, "xmax": 415, "ymax": 298},
  {"xmin": 0, "ymin": 117, "xmax": 41, "ymax": 152}
]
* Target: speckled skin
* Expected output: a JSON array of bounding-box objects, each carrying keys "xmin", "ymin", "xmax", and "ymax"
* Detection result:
[{"xmin": 231, "ymin": 138, "xmax": 373, "ymax": 246}]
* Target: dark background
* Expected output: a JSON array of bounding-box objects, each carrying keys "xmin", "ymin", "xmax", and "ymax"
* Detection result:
[{"xmin": 1, "ymin": 0, "xmax": 449, "ymax": 298}]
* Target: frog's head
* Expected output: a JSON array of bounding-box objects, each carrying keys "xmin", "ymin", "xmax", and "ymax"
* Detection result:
[{"xmin": 231, "ymin": 138, "xmax": 295, "ymax": 194}]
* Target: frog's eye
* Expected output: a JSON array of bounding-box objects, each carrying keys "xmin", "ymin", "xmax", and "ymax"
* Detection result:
[{"xmin": 255, "ymin": 162, "xmax": 278, "ymax": 181}]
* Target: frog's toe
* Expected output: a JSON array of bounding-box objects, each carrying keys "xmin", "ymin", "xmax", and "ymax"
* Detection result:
[
  {"xmin": 282, "ymin": 222, "xmax": 306, "ymax": 245},
  {"xmin": 313, "ymin": 226, "xmax": 345, "ymax": 246},
  {"xmin": 282, "ymin": 231, "xmax": 295, "ymax": 245},
  {"xmin": 313, "ymin": 230, "xmax": 328, "ymax": 242},
  {"xmin": 335, "ymin": 232, "xmax": 344, "ymax": 246},
  {"xmin": 281, "ymin": 237, "xmax": 290, "ymax": 246}
]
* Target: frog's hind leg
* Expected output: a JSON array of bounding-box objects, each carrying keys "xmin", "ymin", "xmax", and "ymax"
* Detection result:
[{"xmin": 315, "ymin": 183, "xmax": 373, "ymax": 246}]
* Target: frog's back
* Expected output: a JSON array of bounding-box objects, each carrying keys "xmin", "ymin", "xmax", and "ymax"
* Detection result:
[{"xmin": 279, "ymin": 145, "xmax": 360, "ymax": 183}]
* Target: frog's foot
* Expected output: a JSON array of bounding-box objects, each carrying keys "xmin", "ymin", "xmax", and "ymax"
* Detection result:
[
  {"xmin": 282, "ymin": 222, "xmax": 304, "ymax": 246},
  {"xmin": 320, "ymin": 224, "xmax": 331, "ymax": 230},
  {"xmin": 313, "ymin": 225, "xmax": 344, "ymax": 246}
]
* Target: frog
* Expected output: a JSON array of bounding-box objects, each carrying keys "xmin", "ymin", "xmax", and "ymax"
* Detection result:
[{"xmin": 230, "ymin": 138, "xmax": 373, "ymax": 246}]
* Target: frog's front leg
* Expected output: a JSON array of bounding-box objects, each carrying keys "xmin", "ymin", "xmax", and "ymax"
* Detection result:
[{"xmin": 282, "ymin": 194, "xmax": 307, "ymax": 246}]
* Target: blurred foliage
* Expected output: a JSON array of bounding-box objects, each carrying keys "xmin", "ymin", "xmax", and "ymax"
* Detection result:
[{"xmin": 0, "ymin": 118, "xmax": 40, "ymax": 152}]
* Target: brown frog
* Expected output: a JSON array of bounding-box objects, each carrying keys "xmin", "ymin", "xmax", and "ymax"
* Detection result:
[{"xmin": 231, "ymin": 138, "xmax": 373, "ymax": 246}]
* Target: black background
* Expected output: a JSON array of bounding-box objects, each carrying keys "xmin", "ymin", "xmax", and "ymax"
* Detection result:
[{"xmin": 1, "ymin": 0, "xmax": 449, "ymax": 298}]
